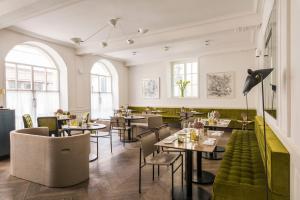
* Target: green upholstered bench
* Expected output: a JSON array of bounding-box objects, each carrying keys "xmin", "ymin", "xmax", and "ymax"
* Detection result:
[
  {"xmin": 128, "ymin": 106, "xmax": 256, "ymax": 129},
  {"xmin": 213, "ymin": 116, "xmax": 290, "ymax": 200}
]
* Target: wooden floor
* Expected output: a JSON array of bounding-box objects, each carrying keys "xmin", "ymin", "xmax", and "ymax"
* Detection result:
[{"xmin": 0, "ymin": 129, "xmax": 231, "ymax": 200}]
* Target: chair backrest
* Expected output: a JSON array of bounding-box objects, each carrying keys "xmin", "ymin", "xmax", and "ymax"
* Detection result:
[
  {"xmin": 158, "ymin": 127, "xmax": 171, "ymax": 140},
  {"xmin": 82, "ymin": 112, "xmax": 90, "ymax": 123},
  {"xmin": 148, "ymin": 116, "xmax": 163, "ymax": 129},
  {"xmin": 22, "ymin": 114, "xmax": 33, "ymax": 128},
  {"xmin": 15, "ymin": 127, "xmax": 49, "ymax": 136},
  {"xmin": 180, "ymin": 112, "xmax": 194, "ymax": 120},
  {"xmin": 140, "ymin": 132, "xmax": 157, "ymax": 158},
  {"xmin": 110, "ymin": 117, "xmax": 126, "ymax": 128},
  {"xmin": 37, "ymin": 117, "xmax": 58, "ymax": 136}
]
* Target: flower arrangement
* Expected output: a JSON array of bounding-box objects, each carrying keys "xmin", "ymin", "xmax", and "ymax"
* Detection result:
[
  {"xmin": 176, "ymin": 80, "xmax": 190, "ymax": 97},
  {"xmin": 193, "ymin": 121, "xmax": 204, "ymax": 129}
]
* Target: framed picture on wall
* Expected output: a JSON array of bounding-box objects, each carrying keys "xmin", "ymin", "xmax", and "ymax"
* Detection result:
[
  {"xmin": 142, "ymin": 78, "xmax": 160, "ymax": 99},
  {"xmin": 207, "ymin": 72, "xmax": 235, "ymax": 98}
]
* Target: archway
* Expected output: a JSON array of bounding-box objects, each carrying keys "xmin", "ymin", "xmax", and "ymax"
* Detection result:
[
  {"xmin": 90, "ymin": 59, "xmax": 119, "ymax": 119},
  {"xmin": 5, "ymin": 42, "xmax": 68, "ymax": 128}
]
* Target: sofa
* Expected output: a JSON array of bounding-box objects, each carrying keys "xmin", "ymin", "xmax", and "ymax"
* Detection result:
[
  {"xmin": 128, "ymin": 106, "xmax": 257, "ymax": 129},
  {"xmin": 10, "ymin": 127, "xmax": 90, "ymax": 187},
  {"xmin": 213, "ymin": 116, "xmax": 290, "ymax": 200}
]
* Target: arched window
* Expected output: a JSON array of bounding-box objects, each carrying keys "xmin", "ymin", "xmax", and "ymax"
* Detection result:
[
  {"xmin": 5, "ymin": 44, "xmax": 61, "ymax": 128},
  {"xmin": 90, "ymin": 62, "xmax": 113, "ymax": 119}
]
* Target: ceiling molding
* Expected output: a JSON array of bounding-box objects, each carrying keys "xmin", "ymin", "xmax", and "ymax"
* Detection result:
[
  {"xmin": 126, "ymin": 45, "xmax": 256, "ymax": 67},
  {"xmin": 0, "ymin": 0, "xmax": 83, "ymax": 29},
  {"xmin": 6, "ymin": 27, "xmax": 75, "ymax": 49}
]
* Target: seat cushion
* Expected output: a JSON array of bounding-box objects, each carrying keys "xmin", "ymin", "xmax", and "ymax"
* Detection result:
[
  {"xmin": 146, "ymin": 153, "xmax": 180, "ymax": 165},
  {"xmin": 213, "ymin": 130, "xmax": 266, "ymax": 200}
]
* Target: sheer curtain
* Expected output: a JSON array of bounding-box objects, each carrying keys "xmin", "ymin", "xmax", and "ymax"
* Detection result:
[{"xmin": 91, "ymin": 62, "xmax": 114, "ymax": 120}]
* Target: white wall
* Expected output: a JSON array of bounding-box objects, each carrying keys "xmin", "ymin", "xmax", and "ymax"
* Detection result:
[
  {"xmin": 256, "ymin": 0, "xmax": 300, "ymax": 199},
  {"xmin": 0, "ymin": 29, "xmax": 128, "ymax": 116},
  {"xmin": 128, "ymin": 50, "xmax": 256, "ymax": 109}
]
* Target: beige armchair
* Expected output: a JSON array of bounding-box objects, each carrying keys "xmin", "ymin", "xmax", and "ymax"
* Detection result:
[
  {"xmin": 131, "ymin": 115, "xmax": 164, "ymax": 137},
  {"xmin": 10, "ymin": 127, "xmax": 90, "ymax": 187}
]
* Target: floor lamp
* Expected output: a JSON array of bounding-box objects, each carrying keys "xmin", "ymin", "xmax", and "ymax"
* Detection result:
[{"xmin": 242, "ymin": 68, "xmax": 273, "ymax": 200}]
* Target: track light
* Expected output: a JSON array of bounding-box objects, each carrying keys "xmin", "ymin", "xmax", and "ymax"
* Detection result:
[
  {"xmin": 70, "ymin": 37, "xmax": 83, "ymax": 45},
  {"xmin": 101, "ymin": 41, "xmax": 108, "ymax": 48},
  {"xmin": 127, "ymin": 39, "xmax": 134, "ymax": 45},
  {"xmin": 138, "ymin": 28, "xmax": 149, "ymax": 34}
]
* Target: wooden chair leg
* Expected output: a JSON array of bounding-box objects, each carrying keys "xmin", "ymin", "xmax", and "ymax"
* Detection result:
[
  {"xmin": 181, "ymin": 155, "xmax": 183, "ymax": 187},
  {"xmin": 110, "ymin": 131, "xmax": 113, "ymax": 153},
  {"xmin": 171, "ymin": 164, "xmax": 174, "ymax": 199},
  {"xmin": 123, "ymin": 130, "xmax": 125, "ymax": 147},
  {"xmin": 139, "ymin": 148, "xmax": 142, "ymax": 193}
]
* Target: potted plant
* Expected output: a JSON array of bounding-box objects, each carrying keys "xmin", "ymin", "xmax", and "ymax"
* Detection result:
[{"xmin": 176, "ymin": 80, "xmax": 190, "ymax": 97}]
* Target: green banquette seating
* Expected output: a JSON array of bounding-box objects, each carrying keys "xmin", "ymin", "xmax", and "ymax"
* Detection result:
[
  {"xmin": 128, "ymin": 106, "xmax": 257, "ymax": 129},
  {"xmin": 213, "ymin": 116, "xmax": 290, "ymax": 200}
]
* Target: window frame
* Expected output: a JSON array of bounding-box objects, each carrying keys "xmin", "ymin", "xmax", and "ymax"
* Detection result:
[
  {"xmin": 5, "ymin": 61, "xmax": 60, "ymax": 93},
  {"xmin": 171, "ymin": 60, "xmax": 199, "ymax": 98}
]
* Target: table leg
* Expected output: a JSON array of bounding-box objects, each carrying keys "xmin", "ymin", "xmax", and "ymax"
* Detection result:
[
  {"xmin": 128, "ymin": 120, "xmax": 132, "ymax": 140},
  {"xmin": 122, "ymin": 119, "xmax": 137, "ymax": 143},
  {"xmin": 186, "ymin": 150, "xmax": 193, "ymax": 197},
  {"xmin": 193, "ymin": 151, "xmax": 215, "ymax": 184},
  {"xmin": 202, "ymin": 127, "xmax": 225, "ymax": 160},
  {"xmin": 89, "ymin": 133, "xmax": 99, "ymax": 162},
  {"xmin": 173, "ymin": 150, "xmax": 211, "ymax": 200}
]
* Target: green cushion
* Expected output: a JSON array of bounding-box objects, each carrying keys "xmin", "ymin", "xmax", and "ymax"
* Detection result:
[
  {"xmin": 213, "ymin": 118, "xmax": 290, "ymax": 200},
  {"xmin": 22, "ymin": 114, "xmax": 33, "ymax": 128},
  {"xmin": 213, "ymin": 130, "xmax": 266, "ymax": 200},
  {"xmin": 255, "ymin": 116, "xmax": 290, "ymax": 198}
]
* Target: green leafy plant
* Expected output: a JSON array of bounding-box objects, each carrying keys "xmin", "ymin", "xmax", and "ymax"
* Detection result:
[{"xmin": 176, "ymin": 80, "xmax": 190, "ymax": 97}]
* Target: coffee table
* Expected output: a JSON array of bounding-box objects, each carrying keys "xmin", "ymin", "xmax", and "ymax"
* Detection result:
[{"xmin": 62, "ymin": 123, "xmax": 106, "ymax": 162}]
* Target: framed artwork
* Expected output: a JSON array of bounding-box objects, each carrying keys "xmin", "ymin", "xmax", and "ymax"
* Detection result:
[
  {"xmin": 207, "ymin": 72, "xmax": 234, "ymax": 98},
  {"xmin": 142, "ymin": 78, "xmax": 160, "ymax": 99}
]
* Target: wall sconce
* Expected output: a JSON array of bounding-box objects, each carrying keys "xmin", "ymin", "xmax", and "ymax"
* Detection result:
[
  {"xmin": 255, "ymin": 48, "xmax": 261, "ymax": 58},
  {"xmin": 0, "ymin": 88, "xmax": 6, "ymax": 108}
]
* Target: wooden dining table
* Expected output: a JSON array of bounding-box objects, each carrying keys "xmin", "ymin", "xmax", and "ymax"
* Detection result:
[
  {"xmin": 155, "ymin": 129, "xmax": 218, "ymax": 200},
  {"xmin": 202, "ymin": 119, "xmax": 231, "ymax": 160}
]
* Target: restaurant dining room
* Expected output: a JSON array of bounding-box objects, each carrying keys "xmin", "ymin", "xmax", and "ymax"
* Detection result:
[{"xmin": 0, "ymin": 0, "xmax": 299, "ymax": 200}]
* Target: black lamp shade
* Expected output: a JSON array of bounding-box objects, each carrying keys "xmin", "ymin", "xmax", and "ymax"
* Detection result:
[
  {"xmin": 271, "ymin": 84, "xmax": 276, "ymax": 92},
  {"xmin": 243, "ymin": 68, "xmax": 273, "ymax": 95}
]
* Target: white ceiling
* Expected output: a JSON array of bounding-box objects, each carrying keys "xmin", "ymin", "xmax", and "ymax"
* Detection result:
[{"xmin": 1, "ymin": 0, "xmax": 262, "ymax": 65}]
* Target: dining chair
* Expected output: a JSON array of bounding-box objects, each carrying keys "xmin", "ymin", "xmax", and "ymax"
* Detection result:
[
  {"xmin": 110, "ymin": 116, "xmax": 130, "ymax": 147},
  {"xmin": 90, "ymin": 119, "xmax": 112, "ymax": 154},
  {"xmin": 22, "ymin": 114, "xmax": 33, "ymax": 128},
  {"xmin": 158, "ymin": 127, "xmax": 185, "ymax": 154},
  {"xmin": 138, "ymin": 132, "xmax": 183, "ymax": 198},
  {"xmin": 37, "ymin": 116, "xmax": 61, "ymax": 137},
  {"xmin": 147, "ymin": 115, "xmax": 164, "ymax": 131},
  {"xmin": 179, "ymin": 111, "xmax": 194, "ymax": 121}
]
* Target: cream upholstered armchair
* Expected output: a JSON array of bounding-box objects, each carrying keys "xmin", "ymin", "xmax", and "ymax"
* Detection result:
[{"xmin": 10, "ymin": 127, "xmax": 90, "ymax": 187}]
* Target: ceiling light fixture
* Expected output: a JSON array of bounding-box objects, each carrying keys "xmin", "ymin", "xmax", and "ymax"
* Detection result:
[
  {"xmin": 70, "ymin": 18, "xmax": 149, "ymax": 48},
  {"xmin": 164, "ymin": 46, "xmax": 170, "ymax": 51},
  {"xmin": 205, "ymin": 40, "xmax": 210, "ymax": 46}
]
